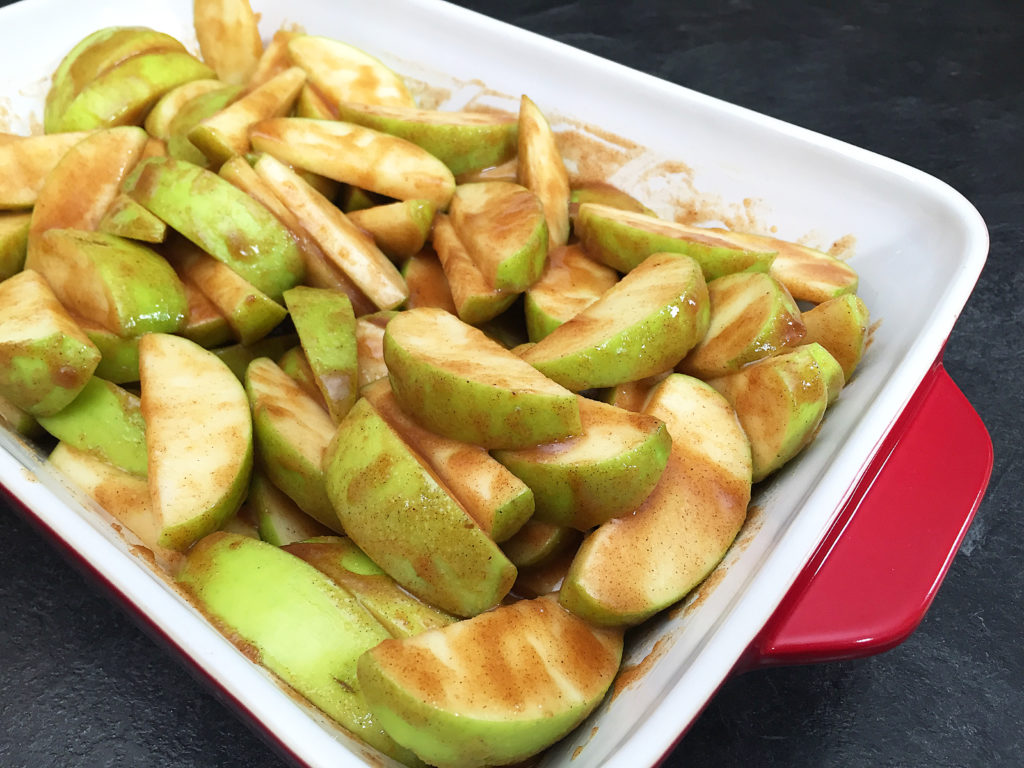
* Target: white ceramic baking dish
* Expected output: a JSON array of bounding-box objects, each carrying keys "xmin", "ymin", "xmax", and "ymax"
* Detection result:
[{"xmin": 0, "ymin": 0, "xmax": 992, "ymax": 766}]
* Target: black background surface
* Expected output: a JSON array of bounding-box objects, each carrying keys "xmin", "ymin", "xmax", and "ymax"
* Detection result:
[{"xmin": 1, "ymin": 1, "xmax": 1021, "ymax": 766}]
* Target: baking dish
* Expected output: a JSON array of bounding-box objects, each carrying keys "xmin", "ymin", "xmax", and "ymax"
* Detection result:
[{"xmin": 0, "ymin": 0, "xmax": 992, "ymax": 766}]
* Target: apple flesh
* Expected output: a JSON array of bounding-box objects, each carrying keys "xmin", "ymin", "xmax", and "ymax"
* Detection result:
[
  {"xmin": 518, "ymin": 95, "xmax": 571, "ymax": 249},
  {"xmin": 192, "ymin": 0, "xmax": 263, "ymax": 86},
  {"xmin": 801, "ymin": 293, "xmax": 871, "ymax": 380},
  {"xmin": 523, "ymin": 243, "xmax": 618, "ymax": 342},
  {"xmin": 0, "ymin": 132, "xmax": 94, "ymax": 210},
  {"xmin": 248, "ymin": 471, "xmax": 333, "ymax": 546},
  {"xmin": 432, "ymin": 214, "xmax": 517, "ymax": 324},
  {"xmin": 286, "ymin": 34, "xmax": 416, "ymax": 108}
]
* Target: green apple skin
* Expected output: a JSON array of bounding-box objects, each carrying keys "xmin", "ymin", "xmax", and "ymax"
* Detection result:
[
  {"xmin": 0, "ymin": 212, "xmax": 30, "ymax": 280},
  {"xmin": 245, "ymin": 357, "xmax": 341, "ymax": 531},
  {"xmin": 323, "ymin": 397, "xmax": 517, "ymax": 617},
  {"xmin": 74, "ymin": 315, "xmax": 140, "ymax": 384},
  {"xmin": 801, "ymin": 293, "xmax": 871, "ymax": 381},
  {"xmin": 283, "ymin": 287, "xmax": 358, "ymax": 423},
  {"xmin": 575, "ymin": 202, "xmax": 776, "ymax": 279},
  {"xmin": 384, "ymin": 307, "xmax": 581, "ymax": 450},
  {"xmin": 124, "ymin": 156, "xmax": 305, "ymax": 302},
  {"xmin": 98, "ymin": 194, "xmax": 168, "ymax": 243},
  {"xmin": 707, "ymin": 344, "xmax": 833, "ymax": 482},
  {"xmin": 53, "ymin": 51, "xmax": 216, "ymax": 133},
  {"xmin": 36, "ymin": 377, "xmax": 147, "ymax": 476},
  {"xmin": 347, "ymin": 199, "xmax": 436, "ymax": 262},
  {"xmin": 140, "ymin": 333, "xmax": 253, "ymax": 551},
  {"xmin": 208, "ymin": 335, "xmax": 298, "ymax": 383},
  {"xmin": 248, "ymin": 471, "xmax": 333, "ymax": 546},
  {"xmin": 44, "ymin": 26, "xmax": 187, "ymax": 133},
  {"xmin": 500, "ymin": 520, "xmax": 581, "ymax": 569},
  {"xmin": 357, "ymin": 594, "xmax": 623, "ymax": 768},
  {"xmin": 0, "ymin": 270, "xmax": 101, "ymax": 417},
  {"xmin": 276, "ymin": 345, "xmax": 328, "ymax": 408},
  {"xmin": 559, "ymin": 374, "xmax": 751, "ymax": 626},
  {"xmin": 176, "ymin": 532, "xmax": 421, "ymax": 764},
  {"xmin": 521, "ymin": 252, "xmax": 710, "ymax": 391},
  {"xmin": 493, "ymin": 396, "xmax": 671, "ymax": 531},
  {"xmin": 28, "ymin": 228, "xmax": 188, "ymax": 337},
  {"xmin": 283, "ymin": 536, "xmax": 458, "ymax": 638},
  {"xmin": 800, "ymin": 342, "xmax": 846, "ymax": 405},
  {"xmin": 166, "ymin": 85, "xmax": 244, "ymax": 168},
  {"xmin": 0, "ymin": 392, "xmax": 41, "ymax": 438},
  {"xmin": 523, "ymin": 244, "xmax": 618, "ymax": 343},
  {"xmin": 334, "ymin": 102, "xmax": 519, "ymax": 176}
]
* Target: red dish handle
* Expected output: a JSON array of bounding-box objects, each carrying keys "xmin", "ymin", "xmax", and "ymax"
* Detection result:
[{"xmin": 741, "ymin": 359, "xmax": 992, "ymax": 669}]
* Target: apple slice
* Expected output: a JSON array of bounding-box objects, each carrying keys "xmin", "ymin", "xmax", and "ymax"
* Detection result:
[
  {"xmin": 520, "ymin": 252, "xmax": 710, "ymax": 390},
  {"xmin": 402, "ymin": 248, "xmax": 457, "ymax": 314},
  {"xmin": 98, "ymin": 194, "xmax": 168, "ymax": 243},
  {"xmin": 570, "ymin": 181, "xmax": 655, "ymax": 217},
  {"xmin": 384, "ymin": 307, "xmax": 581, "ymax": 449},
  {"xmin": 124, "ymin": 155, "xmax": 305, "ymax": 302},
  {"xmin": 354, "ymin": 311, "xmax": 397, "ymax": 388},
  {"xmin": 252, "ymin": 153, "xmax": 408, "ymax": 311},
  {"xmin": 801, "ymin": 293, "xmax": 871, "ymax": 380},
  {"xmin": 249, "ymin": 117, "xmax": 456, "ymax": 209},
  {"xmin": 501, "ymin": 520, "xmax": 581, "ymax": 569},
  {"xmin": 357, "ymin": 594, "xmax": 623, "ymax": 768},
  {"xmin": 334, "ymin": 101, "xmax": 519, "ymax": 175},
  {"xmin": 177, "ymin": 277, "xmax": 232, "ymax": 349},
  {"xmin": 0, "ymin": 132, "xmax": 93, "ymax": 210},
  {"xmin": 432, "ymin": 213, "xmax": 517, "ymax": 324},
  {"xmin": 193, "ymin": 0, "xmax": 263, "ymax": 86},
  {"xmin": 0, "ymin": 212, "xmax": 30, "ymax": 280},
  {"xmin": 677, "ymin": 271, "xmax": 806, "ymax": 379},
  {"xmin": 362, "ymin": 378, "xmax": 535, "ymax": 543},
  {"xmin": 248, "ymin": 471, "xmax": 333, "ymax": 546},
  {"xmin": 73, "ymin": 313, "xmax": 142, "ymax": 384},
  {"xmin": 494, "ymin": 396, "xmax": 671, "ymax": 530},
  {"xmin": 323, "ymin": 397, "xmax": 517, "ymax": 617},
  {"xmin": 176, "ymin": 532, "xmax": 418, "ymax": 763},
  {"xmin": 245, "ymin": 357, "xmax": 340, "ymax": 531},
  {"xmin": 524, "ymin": 243, "xmax": 618, "ymax": 342},
  {"xmin": 144, "ymin": 78, "xmax": 225, "ymax": 140},
  {"xmin": 0, "ymin": 270, "xmax": 101, "ymax": 416},
  {"xmin": 347, "ymin": 199, "xmax": 436, "ymax": 262},
  {"xmin": 559, "ymin": 374, "xmax": 752, "ymax": 625},
  {"xmin": 518, "ymin": 95, "xmax": 571, "ymax": 248},
  {"xmin": 247, "ymin": 29, "xmax": 302, "ymax": 90},
  {"xmin": 139, "ymin": 333, "xmax": 252, "ymax": 551},
  {"xmin": 283, "ymin": 536, "xmax": 458, "ymax": 638},
  {"xmin": 575, "ymin": 202, "xmax": 776, "ymax": 278},
  {"xmin": 277, "ymin": 345, "xmax": 328, "ymax": 409},
  {"xmin": 165, "ymin": 84, "xmax": 244, "ymax": 167},
  {"xmin": 286, "ymin": 35, "xmax": 416, "ymax": 108}
]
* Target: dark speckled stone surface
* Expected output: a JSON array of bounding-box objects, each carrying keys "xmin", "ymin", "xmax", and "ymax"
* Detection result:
[{"xmin": 1, "ymin": 0, "xmax": 1021, "ymax": 766}]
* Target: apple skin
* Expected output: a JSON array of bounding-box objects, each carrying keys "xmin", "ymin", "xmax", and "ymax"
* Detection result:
[
  {"xmin": 323, "ymin": 397, "xmax": 517, "ymax": 617},
  {"xmin": 357, "ymin": 594, "xmax": 623, "ymax": 768}
]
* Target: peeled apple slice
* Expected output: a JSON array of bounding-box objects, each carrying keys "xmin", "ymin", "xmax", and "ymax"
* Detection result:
[{"xmin": 357, "ymin": 594, "xmax": 624, "ymax": 768}]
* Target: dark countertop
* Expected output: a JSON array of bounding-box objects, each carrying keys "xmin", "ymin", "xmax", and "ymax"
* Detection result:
[{"xmin": 1, "ymin": 0, "xmax": 1021, "ymax": 766}]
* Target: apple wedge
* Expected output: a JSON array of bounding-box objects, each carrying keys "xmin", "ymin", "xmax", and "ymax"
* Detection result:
[
  {"xmin": 524, "ymin": 243, "xmax": 618, "ymax": 342},
  {"xmin": 493, "ymin": 396, "xmax": 671, "ymax": 531},
  {"xmin": 520, "ymin": 252, "xmax": 710, "ymax": 390},
  {"xmin": 501, "ymin": 520, "xmax": 581, "ymax": 569},
  {"xmin": 248, "ymin": 471, "xmax": 333, "ymax": 546},
  {"xmin": 432, "ymin": 214, "xmax": 517, "ymax": 324},
  {"xmin": 355, "ymin": 311, "xmax": 398, "ymax": 388},
  {"xmin": 323, "ymin": 397, "xmax": 517, "ymax": 617},
  {"xmin": 144, "ymin": 78, "xmax": 225, "ymax": 140},
  {"xmin": 559, "ymin": 374, "xmax": 752, "ymax": 626},
  {"xmin": 518, "ymin": 95, "xmax": 571, "ymax": 249},
  {"xmin": 286, "ymin": 34, "xmax": 416, "ymax": 108},
  {"xmin": 0, "ymin": 212, "xmax": 30, "ymax": 280},
  {"xmin": 800, "ymin": 293, "xmax": 871, "ymax": 380},
  {"xmin": 384, "ymin": 307, "xmax": 581, "ymax": 449},
  {"xmin": 98, "ymin": 194, "xmax": 168, "ymax": 243},
  {"xmin": 402, "ymin": 248, "xmax": 457, "ymax": 314},
  {"xmin": 249, "ymin": 117, "xmax": 456, "ymax": 209},
  {"xmin": 176, "ymin": 532, "xmax": 418, "ymax": 764},
  {"xmin": 165, "ymin": 84, "xmax": 244, "ymax": 167},
  {"xmin": 193, "ymin": 0, "xmax": 263, "ymax": 86},
  {"xmin": 575, "ymin": 202, "xmax": 776, "ymax": 278},
  {"xmin": 74, "ymin": 314, "xmax": 142, "ymax": 384},
  {"xmin": 0, "ymin": 132, "xmax": 93, "ymax": 210},
  {"xmin": 139, "ymin": 333, "xmax": 253, "ymax": 551},
  {"xmin": 277, "ymin": 345, "xmax": 328, "ymax": 409},
  {"xmin": 247, "ymin": 29, "xmax": 302, "ymax": 90},
  {"xmin": 347, "ymin": 199, "xmax": 436, "ymax": 262},
  {"xmin": 357, "ymin": 594, "xmax": 623, "ymax": 768},
  {"xmin": 177, "ymin": 278, "xmax": 232, "ymax": 349}
]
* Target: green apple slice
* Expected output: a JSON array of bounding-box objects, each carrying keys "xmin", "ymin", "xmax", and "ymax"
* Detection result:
[
  {"xmin": 707, "ymin": 344, "xmax": 832, "ymax": 481},
  {"xmin": 801, "ymin": 293, "xmax": 871, "ymax": 380},
  {"xmin": 139, "ymin": 333, "xmax": 253, "ymax": 551},
  {"xmin": 521, "ymin": 252, "xmax": 710, "ymax": 390},
  {"xmin": 283, "ymin": 536, "xmax": 458, "ymax": 638},
  {"xmin": 277, "ymin": 345, "xmax": 328, "ymax": 408},
  {"xmin": 294, "ymin": 83, "xmax": 337, "ymax": 119},
  {"xmin": 210, "ymin": 334, "xmax": 298, "ymax": 383},
  {"xmin": 323, "ymin": 397, "xmax": 517, "ymax": 617},
  {"xmin": 27, "ymin": 229, "xmax": 188, "ymax": 337},
  {"xmin": 189, "ymin": 66, "xmax": 307, "ymax": 167},
  {"xmin": 98, "ymin": 194, "xmax": 168, "ymax": 243},
  {"xmin": 165, "ymin": 84, "xmax": 244, "ymax": 167},
  {"xmin": 248, "ymin": 29, "xmax": 302, "ymax": 90},
  {"xmin": 800, "ymin": 342, "xmax": 846, "ymax": 405},
  {"xmin": 449, "ymin": 181, "xmax": 548, "ymax": 293},
  {"xmin": 518, "ymin": 95, "xmax": 571, "ymax": 249},
  {"xmin": 74, "ymin": 313, "xmax": 141, "ymax": 384},
  {"xmin": 559, "ymin": 373, "xmax": 752, "ymax": 625},
  {"xmin": 177, "ymin": 278, "xmax": 232, "ymax": 349},
  {"xmin": 252, "ymin": 153, "xmax": 408, "ymax": 311},
  {"xmin": 176, "ymin": 532, "xmax": 417, "ymax": 763},
  {"xmin": 500, "ymin": 520, "xmax": 581, "ymax": 569},
  {"xmin": 286, "ymin": 35, "xmax": 416, "ymax": 108},
  {"xmin": 494, "ymin": 395, "xmax": 671, "ymax": 530},
  {"xmin": 248, "ymin": 471, "xmax": 333, "ymax": 546},
  {"xmin": 193, "ymin": 0, "xmax": 263, "ymax": 86},
  {"xmin": 384, "ymin": 307, "xmax": 581, "ymax": 449},
  {"xmin": 524, "ymin": 243, "xmax": 618, "ymax": 342},
  {"xmin": 677, "ymin": 271, "xmax": 806, "ymax": 379},
  {"xmin": 0, "ymin": 392, "xmax": 41, "ymax": 438},
  {"xmin": 570, "ymin": 180, "xmax": 655, "ymax": 217},
  {"xmin": 402, "ymin": 248, "xmax": 457, "ymax": 314},
  {"xmin": 0, "ymin": 132, "xmax": 93, "ymax": 210},
  {"xmin": 245, "ymin": 357, "xmax": 341, "ymax": 531},
  {"xmin": 347, "ymin": 199, "xmax": 436, "ymax": 262},
  {"xmin": 249, "ymin": 117, "xmax": 456, "ymax": 209},
  {"xmin": 124, "ymin": 155, "xmax": 305, "ymax": 302},
  {"xmin": 362, "ymin": 378, "xmax": 535, "ymax": 543},
  {"xmin": 355, "ymin": 311, "xmax": 398, "ymax": 388},
  {"xmin": 55, "ymin": 51, "xmax": 216, "ymax": 133},
  {"xmin": 575, "ymin": 202, "xmax": 776, "ymax": 278},
  {"xmin": 144, "ymin": 79, "xmax": 225, "ymax": 140},
  {"xmin": 334, "ymin": 101, "xmax": 518, "ymax": 176},
  {"xmin": 0, "ymin": 270, "xmax": 101, "ymax": 416},
  {"xmin": 357, "ymin": 594, "xmax": 623, "ymax": 768},
  {"xmin": 0, "ymin": 212, "xmax": 30, "ymax": 280},
  {"xmin": 37, "ymin": 377, "xmax": 147, "ymax": 476},
  {"xmin": 283, "ymin": 287, "xmax": 359, "ymax": 423},
  {"xmin": 432, "ymin": 214, "xmax": 517, "ymax": 324}
]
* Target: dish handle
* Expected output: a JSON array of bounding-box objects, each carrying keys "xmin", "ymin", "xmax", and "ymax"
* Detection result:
[{"xmin": 740, "ymin": 358, "xmax": 992, "ymax": 669}]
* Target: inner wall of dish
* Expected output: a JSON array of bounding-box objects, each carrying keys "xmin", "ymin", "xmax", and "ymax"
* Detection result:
[{"xmin": 0, "ymin": 1, "xmax": 974, "ymax": 767}]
